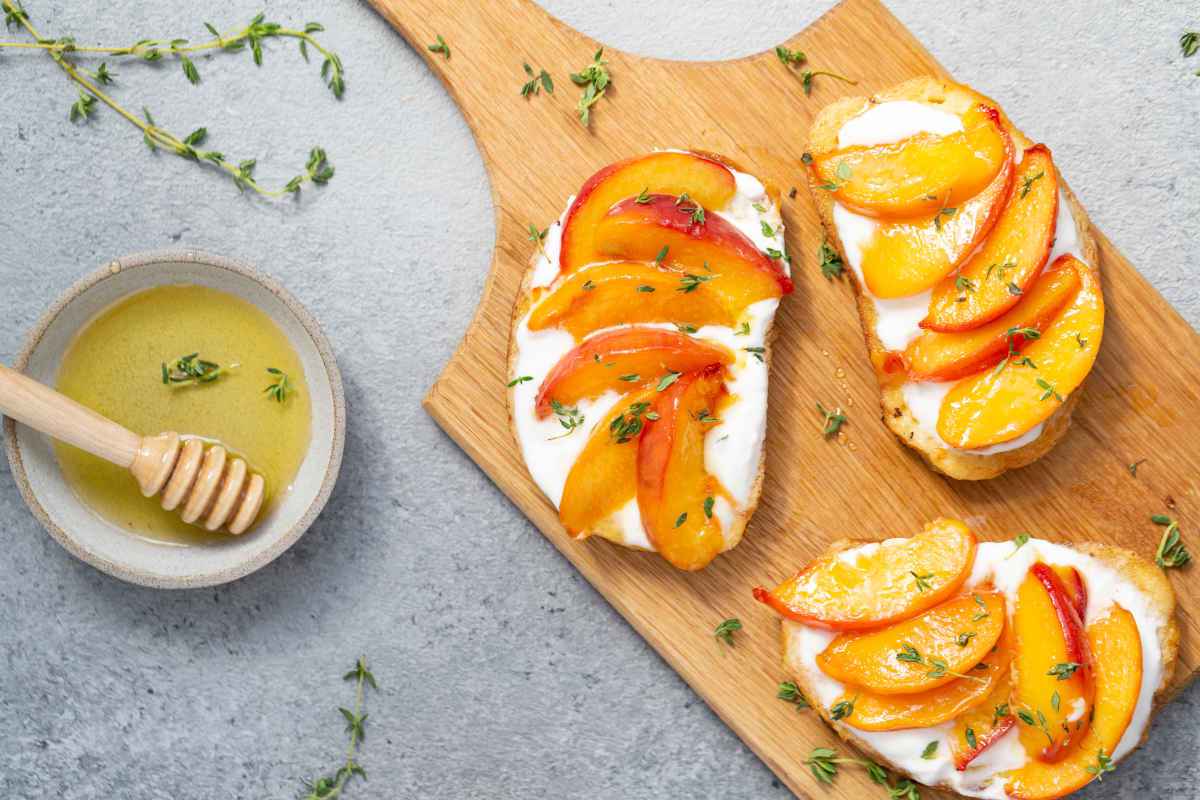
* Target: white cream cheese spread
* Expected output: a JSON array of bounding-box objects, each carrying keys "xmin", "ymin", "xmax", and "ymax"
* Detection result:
[
  {"xmin": 511, "ymin": 157, "xmax": 787, "ymax": 550},
  {"xmin": 830, "ymin": 101, "xmax": 1092, "ymax": 455},
  {"xmin": 785, "ymin": 538, "xmax": 1168, "ymax": 798}
]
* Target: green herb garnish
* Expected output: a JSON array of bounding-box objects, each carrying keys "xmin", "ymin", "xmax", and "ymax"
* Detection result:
[
  {"xmin": 519, "ymin": 62, "xmax": 553, "ymax": 97},
  {"xmin": 300, "ymin": 657, "xmax": 376, "ymax": 800},
  {"xmin": 1153, "ymin": 515, "xmax": 1190, "ymax": 569},
  {"xmin": 161, "ymin": 353, "xmax": 231, "ymax": 386},
  {"xmin": 264, "ymin": 367, "xmax": 293, "ymax": 403},
  {"xmin": 570, "ymin": 47, "xmax": 610, "ymax": 126},
  {"xmin": 817, "ymin": 402, "xmax": 847, "ymax": 438},
  {"xmin": 427, "ymin": 34, "xmax": 450, "ymax": 60},
  {"xmin": 713, "ymin": 617, "xmax": 741, "ymax": 646},
  {"xmin": 1, "ymin": 5, "xmax": 342, "ymax": 197}
]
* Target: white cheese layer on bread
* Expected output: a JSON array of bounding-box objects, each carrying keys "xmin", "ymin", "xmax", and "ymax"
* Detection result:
[
  {"xmin": 510, "ymin": 159, "xmax": 787, "ymax": 551},
  {"xmin": 784, "ymin": 539, "xmax": 1172, "ymax": 799},
  {"xmin": 829, "ymin": 101, "xmax": 1092, "ymax": 456}
]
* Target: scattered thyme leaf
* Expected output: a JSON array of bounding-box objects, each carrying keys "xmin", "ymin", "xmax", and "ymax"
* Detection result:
[
  {"xmin": 816, "ymin": 402, "xmax": 847, "ymax": 438},
  {"xmin": 713, "ymin": 617, "xmax": 742, "ymax": 646},
  {"xmin": 1153, "ymin": 515, "xmax": 1190, "ymax": 569},
  {"xmin": 263, "ymin": 367, "xmax": 294, "ymax": 403},
  {"xmin": 301, "ymin": 657, "xmax": 376, "ymax": 800},
  {"xmin": 428, "ymin": 34, "xmax": 450, "ymax": 59},
  {"xmin": 818, "ymin": 240, "xmax": 844, "ymax": 279},
  {"xmin": 570, "ymin": 47, "xmax": 610, "ymax": 126}
]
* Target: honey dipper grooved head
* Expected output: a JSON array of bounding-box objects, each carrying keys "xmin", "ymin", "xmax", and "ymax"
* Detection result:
[{"xmin": 129, "ymin": 432, "xmax": 266, "ymax": 535}]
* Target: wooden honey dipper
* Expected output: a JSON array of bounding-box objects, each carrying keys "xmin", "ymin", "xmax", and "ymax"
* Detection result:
[{"xmin": 0, "ymin": 363, "xmax": 265, "ymax": 534}]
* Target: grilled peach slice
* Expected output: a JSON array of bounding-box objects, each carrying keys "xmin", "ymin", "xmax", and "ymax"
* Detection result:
[
  {"xmin": 1056, "ymin": 565, "xmax": 1088, "ymax": 621},
  {"xmin": 951, "ymin": 668, "xmax": 1017, "ymax": 770},
  {"xmin": 535, "ymin": 328, "xmax": 732, "ymax": 418},
  {"xmin": 560, "ymin": 389, "xmax": 657, "ymax": 537},
  {"xmin": 1012, "ymin": 564, "xmax": 1094, "ymax": 763},
  {"xmin": 559, "ymin": 151, "xmax": 737, "ymax": 274},
  {"xmin": 903, "ymin": 258, "xmax": 1080, "ymax": 381},
  {"xmin": 817, "ymin": 591, "xmax": 1005, "ymax": 694},
  {"xmin": 1005, "ymin": 605, "xmax": 1142, "ymax": 799},
  {"xmin": 860, "ymin": 140, "xmax": 1014, "ymax": 299},
  {"xmin": 753, "ymin": 518, "xmax": 977, "ymax": 630},
  {"xmin": 813, "ymin": 105, "xmax": 1008, "ymax": 220},
  {"xmin": 593, "ymin": 194, "xmax": 794, "ymax": 297},
  {"xmin": 837, "ymin": 631, "xmax": 1012, "ymax": 732},
  {"xmin": 924, "ymin": 145, "xmax": 1059, "ymax": 331},
  {"xmin": 636, "ymin": 366, "xmax": 727, "ymax": 571},
  {"xmin": 527, "ymin": 261, "xmax": 738, "ymax": 339},
  {"xmin": 938, "ymin": 255, "xmax": 1103, "ymax": 448}
]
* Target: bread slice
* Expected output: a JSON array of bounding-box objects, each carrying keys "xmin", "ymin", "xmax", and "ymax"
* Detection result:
[
  {"xmin": 506, "ymin": 155, "xmax": 784, "ymax": 560},
  {"xmin": 779, "ymin": 539, "xmax": 1179, "ymax": 798},
  {"xmin": 806, "ymin": 77, "xmax": 1101, "ymax": 480}
]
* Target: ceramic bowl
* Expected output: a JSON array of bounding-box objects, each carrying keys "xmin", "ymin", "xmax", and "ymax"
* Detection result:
[{"xmin": 3, "ymin": 250, "xmax": 345, "ymax": 588}]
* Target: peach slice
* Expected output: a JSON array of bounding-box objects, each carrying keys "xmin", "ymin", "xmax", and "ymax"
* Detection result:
[
  {"xmin": 559, "ymin": 389, "xmax": 657, "ymax": 538},
  {"xmin": 1012, "ymin": 564, "xmax": 1094, "ymax": 763},
  {"xmin": 923, "ymin": 145, "xmax": 1059, "ymax": 331},
  {"xmin": 903, "ymin": 258, "xmax": 1080, "ymax": 381},
  {"xmin": 813, "ymin": 105, "xmax": 1009, "ymax": 220},
  {"xmin": 860, "ymin": 139, "xmax": 1014, "ymax": 299},
  {"xmin": 636, "ymin": 366, "xmax": 727, "ymax": 571},
  {"xmin": 816, "ymin": 591, "xmax": 1005, "ymax": 694},
  {"xmin": 951, "ymin": 668, "xmax": 1017, "ymax": 770},
  {"xmin": 753, "ymin": 518, "xmax": 977, "ymax": 630},
  {"xmin": 527, "ymin": 261, "xmax": 738, "ymax": 339},
  {"xmin": 593, "ymin": 194, "xmax": 794, "ymax": 297},
  {"xmin": 838, "ymin": 632, "xmax": 1012, "ymax": 732},
  {"xmin": 535, "ymin": 327, "xmax": 732, "ymax": 418},
  {"xmin": 1005, "ymin": 605, "xmax": 1142, "ymax": 799},
  {"xmin": 560, "ymin": 151, "xmax": 738, "ymax": 274},
  {"xmin": 937, "ymin": 255, "xmax": 1103, "ymax": 449},
  {"xmin": 1053, "ymin": 565, "xmax": 1088, "ymax": 622}
]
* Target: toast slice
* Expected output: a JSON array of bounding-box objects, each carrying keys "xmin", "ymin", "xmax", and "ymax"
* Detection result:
[
  {"xmin": 806, "ymin": 77, "xmax": 1101, "ymax": 480},
  {"xmin": 506, "ymin": 151, "xmax": 789, "ymax": 569},
  {"xmin": 777, "ymin": 538, "xmax": 1178, "ymax": 799}
]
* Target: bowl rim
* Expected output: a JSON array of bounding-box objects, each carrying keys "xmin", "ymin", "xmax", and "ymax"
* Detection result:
[{"xmin": 3, "ymin": 248, "xmax": 346, "ymax": 589}]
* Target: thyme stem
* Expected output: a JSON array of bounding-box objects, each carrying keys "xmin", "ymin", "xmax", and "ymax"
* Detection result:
[{"xmin": 1, "ymin": 2, "xmax": 340, "ymax": 198}]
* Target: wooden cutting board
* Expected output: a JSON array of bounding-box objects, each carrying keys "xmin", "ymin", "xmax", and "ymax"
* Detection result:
[{"xmin": 366, "ymin": 0, "xmax": 1200, "ymax": 796}]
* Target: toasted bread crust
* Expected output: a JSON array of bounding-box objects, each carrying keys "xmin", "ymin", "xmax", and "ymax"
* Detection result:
[
  {"xmin": 779, "ymin": 538, "xmax": 1179, "ymax": 798},
  {"xmin": 806, "ymin": 77, "xmax": 1101, "ymax": 480},
  {"xmin": 505, "ymin": 165, "xmax": 779, "ymax": 557}
]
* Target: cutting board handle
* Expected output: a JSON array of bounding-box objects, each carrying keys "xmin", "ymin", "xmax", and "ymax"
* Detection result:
[{"xmin": 366, "ymin": 0, "xmax": 604, "ymax": 160}]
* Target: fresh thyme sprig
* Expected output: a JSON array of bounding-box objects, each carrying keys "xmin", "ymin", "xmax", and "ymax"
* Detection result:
[
  {"xmin": 161, "ymin": 352, "xmax": 233, "ymax": 386},
  {"xmin": 803, "ymin": 747, "xmax": 889, "ymax": 787},
  {"xmin": 1086, "ymin": 748, "xmax": 1116, "ymax": 780},
  {"xmin": 895, "ymin": 643, "xmax": 987, "ymax": 684},
  {"xmin": 1152, "ymin": 514, "xmax": 1190, "ymax": 569},
  {"xmin": 520, "ymin": 62, "xmax": 553, "ymax": 97},
  {"xmin": 570, "ymin": 48, "xmax": 610, "ymax": 126},
  {"xmin": 774, "ymin": 46, "xmax": 857, "ymax": 95},
  {"xmin": 777, "ymin": 681, "xmax": 810, "ymax": 710},
  {"xmin": 713, "ymin": 617, "xmax": 742, "ymax": 646},
  {"xmin": 1182, "ymin": 31, "xmax": 1199, "ymax": 75},
  {"xmin": 818, "ymin": 240, "xmax": 844, "ymax": 279},
  {"xmin": 427, "ymin": 34, "xmax": 450, "ymax": 60},
  {"xmin": 817, "ymin": 402, "xmax": 847, "ymax": 438},
  {"xmin": 264, "ymin": 367, "xmax": 293, "ymax": 403},
  {"xmin": 548, "ymin": 399, "xmax": 584, "ymax": 439},
  {"xmin": 300, "ymin": 657, "xmax": 377, "ymax": 800},
  {"xmin": 0, "ymin": 2, "xmax": 340, "ymax": 198}
]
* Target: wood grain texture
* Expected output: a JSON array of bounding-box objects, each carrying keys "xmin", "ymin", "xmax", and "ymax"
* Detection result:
[{"xmin": 366, "ymin": 0, "xmax": 1200, "ymax": 796}]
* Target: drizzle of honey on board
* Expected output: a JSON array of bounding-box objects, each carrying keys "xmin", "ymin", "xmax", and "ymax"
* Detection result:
[{"xmin": 54, "ymin": 285, "xmax": 312, "ymax": 546}]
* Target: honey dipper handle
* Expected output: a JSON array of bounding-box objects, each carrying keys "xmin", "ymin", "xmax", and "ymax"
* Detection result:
[{"xmin": 0, "ymin": 363, "xmax": 141, "ymax": 468}]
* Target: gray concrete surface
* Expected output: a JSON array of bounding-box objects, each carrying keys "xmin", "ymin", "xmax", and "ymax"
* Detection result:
[{"xmin": 0, "ymin": 1, "xmax": 1197, "ymax": 797}]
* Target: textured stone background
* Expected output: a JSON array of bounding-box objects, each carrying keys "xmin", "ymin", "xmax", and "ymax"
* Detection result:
[{"xmin": 0, "ymin": 1, "xmax": 1197, "ymax": 798}]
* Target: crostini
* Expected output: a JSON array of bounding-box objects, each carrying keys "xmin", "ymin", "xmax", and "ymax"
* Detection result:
[
  {"xmin": 508, "ymin": 151, "xmax": 793, "ymax": 570},
  {"xmin": 805, "ymin": 78, "xmax": 1102, "ymax": 480},
  {"xmin": 754, "ymin": 519, "xmax": 1179, "ymax": 799}
]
